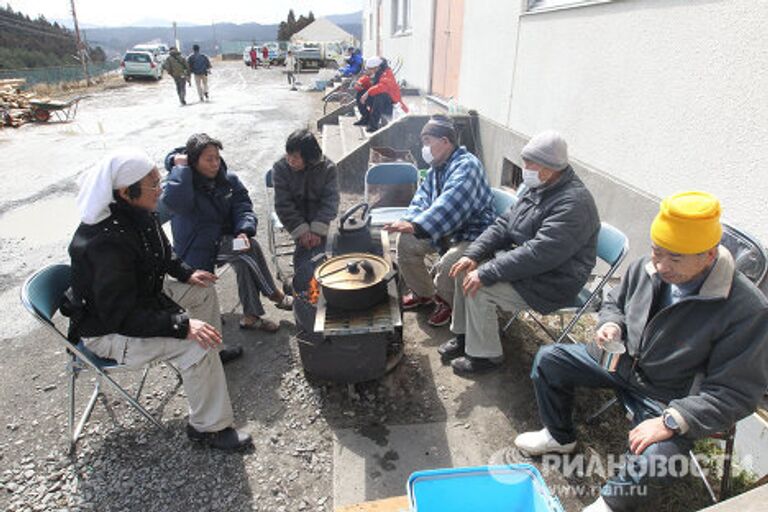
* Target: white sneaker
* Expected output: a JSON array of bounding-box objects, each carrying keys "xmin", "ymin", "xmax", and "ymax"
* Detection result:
[
  {"xmin": 514, "ymin": 428, "xmax": 576, "ymax": 456},
  {"xmin": 582, "ymin": 496, "xmax": 613, "ymax": 512}
]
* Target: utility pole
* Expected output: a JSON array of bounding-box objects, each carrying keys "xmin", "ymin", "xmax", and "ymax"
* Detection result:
[
  {"xmin": 211, "ymin": 19, "xmax": 217, "ymax": 55},
  {"xmin": 69, "ymin": 0, "xmax": 90, "ymax": 84},
  {"xmin": 173, "ymin": 21, "xmax": 179, "ymax": 49}
]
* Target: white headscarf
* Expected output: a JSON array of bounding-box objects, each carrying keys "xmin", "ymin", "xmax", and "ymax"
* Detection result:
[{"xmin": 77, "ymin": 148, "xmax": 155, "ymax": 225}]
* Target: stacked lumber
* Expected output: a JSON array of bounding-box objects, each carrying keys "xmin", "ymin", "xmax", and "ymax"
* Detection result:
[{"xmin": 0, "ymin": 78, "xmax": 35, "ymax": 127}]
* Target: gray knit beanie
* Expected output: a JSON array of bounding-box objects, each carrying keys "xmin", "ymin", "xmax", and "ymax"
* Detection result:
[{"xmin": 520, "ymin": 130, "xmax": 568, "ymax": 171}]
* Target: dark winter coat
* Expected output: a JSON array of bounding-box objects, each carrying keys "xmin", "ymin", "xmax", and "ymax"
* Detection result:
[
  {"xmin": 68, "ymin": 201, "xmax": 193, "ymax": 340},
  {"xmin": 465, "ymin": 166, "xmax": 600, "ymax": 314},
  {"xmin": 595, "ymin": 247, "xmax": 768, "ymax": 439},
  {"xmin": 161, "ymin": 151, "xmax": 257, "ymax": 272},
  {"xmin": 187, "ymin": 52, "xmax": 211, "ymax": 75},
  {"xmin": 271, "ymin": 156, "xmax": 339, "ymax": 239}
]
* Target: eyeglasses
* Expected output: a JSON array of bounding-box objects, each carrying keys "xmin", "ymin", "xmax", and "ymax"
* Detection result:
[{"xmin": 141, "ymin": 183, "xmax": 162, "ymax": 191}]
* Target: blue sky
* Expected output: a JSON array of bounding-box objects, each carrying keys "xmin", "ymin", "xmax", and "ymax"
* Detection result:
[{"xmin": 6, "ymin": 0, "xmax": 364, "ymax": 27}]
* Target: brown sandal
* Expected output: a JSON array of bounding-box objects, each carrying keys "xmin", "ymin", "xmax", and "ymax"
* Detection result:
[{"xmin": 239, "ymin": 316, "xmax": 280, "ymax": 333}]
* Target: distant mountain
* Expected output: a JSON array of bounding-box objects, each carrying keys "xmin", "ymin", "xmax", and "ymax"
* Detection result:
[
  {"xmin": 327, "ymin": 11, "xmax": 363, "ymax": 25},
  {"xmin": 74, "ymin": 13, "xmax": 362, "ymax": 58},
  {"xmin": 84, "ymin": 23, "xmax": 278, "ymax": 57}
]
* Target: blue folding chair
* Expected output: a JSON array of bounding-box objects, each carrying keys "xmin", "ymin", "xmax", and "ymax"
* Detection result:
[
  {"xmin": 364, "ymin": 162, "xmax": 419, "ymax": 227},
  {"xmin": 491, "ymin": 187, "xmax": 518, "ymax": 217},
  {"xmin": 504, "ymin": 222, "xmax": 629, "ymax": 344},
  {"xmin": 21, "ymin": 264, "xmax": 177, "ymax": 451}
]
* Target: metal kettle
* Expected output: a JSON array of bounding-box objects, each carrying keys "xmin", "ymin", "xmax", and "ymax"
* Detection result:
[{"xmin": 334, "ymin": 202, "xmax": 373, "ymax": 255}]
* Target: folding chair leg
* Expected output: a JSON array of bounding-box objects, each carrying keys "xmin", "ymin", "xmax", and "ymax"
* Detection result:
[
  {"xmin": 690, "ymin": 449, "xmax": 718, "ymax": 503},
  {"xmin": 555, "ymin": 312, "xmax": 585, "ymax": 344},
  {"xmin": 501, "ymin": 311, "xmax": 522, "ymax": 335},
  {"xmin": 167, "ymin": 362, "xmax": 183, "ymax": 384},
  {"xmin": 72, "ymin": 380, "xmax": 102, "ymax": 448},
  {"xmin": 527, "ymin": 313, "xmax": 559, "ymax": 343},
  {"xmin": 585, "ymin": 397, "xmax": 618, "ymax": 425},
  {"xmin": 135, "ymin": 366, "xmax": 150, "ymax": 400},
  {"xmin": 68, "ymin": 368, "xmax": 76, "ymax": 448},
  {"xmin": 720, "ymin": 428, "xmax": 735, "ymax": 500},
  {"xmin": 100, "ymin": 372, "xmax": 165, "ymax": 431}
]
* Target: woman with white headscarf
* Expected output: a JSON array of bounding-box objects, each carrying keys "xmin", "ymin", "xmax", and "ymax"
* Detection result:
[{"xmin": 67, "ymin": 149, "xmax": 251, "ymax": 450}]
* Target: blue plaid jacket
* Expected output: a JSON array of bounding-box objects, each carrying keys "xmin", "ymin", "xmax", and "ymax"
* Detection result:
[{"xmin": 402, "ymin": 146, "xmax": 495, "ymax": 246}]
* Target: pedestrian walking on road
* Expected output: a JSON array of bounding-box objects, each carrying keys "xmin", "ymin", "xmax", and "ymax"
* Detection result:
[
  {"xmin": 162, "ymin": 47, "xmax": 191, "ymax": 105},
  {"xmin": 249, "ymin": 47, "xmax": 258, "ymax": 70},
  {"xmin": 261, "ymin": 46, "xmax": 270, "ymax": 68},
  {"xmin": 188, "ymin": 44, "xmax": 212, "ymax": 102},
  {"xmin": 285, "ymin": 50, "xmax": 297, "ymax": 91}
]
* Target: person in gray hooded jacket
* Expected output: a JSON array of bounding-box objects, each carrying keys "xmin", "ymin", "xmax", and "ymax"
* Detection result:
[
  {"xmin": 516, "ymin": 191, "xmax": 768, "ymax": 512},
  {"xmin": 443, "ymin": 130, "xmax": 600, "ymax": 374},
  {"xmin": 271, "ymin": 129, "xmax": 339, "ymax": 272}
]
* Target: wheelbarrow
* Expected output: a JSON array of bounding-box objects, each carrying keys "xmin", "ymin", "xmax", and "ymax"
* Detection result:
[{"xmin": 29, "ymin": 96, "xmax": 83, "ymax": 123}]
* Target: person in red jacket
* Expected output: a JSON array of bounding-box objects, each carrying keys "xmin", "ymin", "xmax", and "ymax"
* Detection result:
[
  {"xmin": 354, "ymin": 56, "xmax": 406, "ymax": 133},
  {"xmin": 261, "ymin": 45, "xmax": 270, "ymax": 68},
  {"xmin": 249, "ymin": 47, "xmax": 258, "ymax": 70}
]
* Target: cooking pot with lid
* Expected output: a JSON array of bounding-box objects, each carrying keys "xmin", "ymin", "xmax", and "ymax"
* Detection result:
[{"xmin": 314, "ymin": 252, "xmax": 394, "ymax": 310}]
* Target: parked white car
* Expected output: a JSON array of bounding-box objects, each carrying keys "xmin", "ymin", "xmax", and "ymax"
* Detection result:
[
  {"xmin": 133, "ymin": 43, "xmax": 169, "ymax": 64},
  {"xmin": 121, "ymin": 51, "xmax": 163, "ymax": 81}
]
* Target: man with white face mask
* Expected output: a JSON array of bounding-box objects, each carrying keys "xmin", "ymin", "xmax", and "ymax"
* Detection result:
[
  {"xmin": 445, "ymin": 130, "xmax": 600, "ymax": 374},
  {"xmin": 385, "ymin": 114, "xmax": 495, "ymax": 327}
]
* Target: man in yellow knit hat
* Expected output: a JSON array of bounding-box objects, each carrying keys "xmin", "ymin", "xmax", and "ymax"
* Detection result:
[{"xmin": 515, "ymin": 191, "xmax": 768, "ymax": 512}]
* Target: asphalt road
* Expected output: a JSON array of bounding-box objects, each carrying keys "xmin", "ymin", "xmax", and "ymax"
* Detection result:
[{"xmin": 0, "ymin": 61, "xmax": 318, "ymax": 342}]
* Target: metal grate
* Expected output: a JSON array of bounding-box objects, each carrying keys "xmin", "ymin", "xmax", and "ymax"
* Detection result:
[{"xmin": 313, "ymin": 230, "xmax": 402, "ymax": 335}]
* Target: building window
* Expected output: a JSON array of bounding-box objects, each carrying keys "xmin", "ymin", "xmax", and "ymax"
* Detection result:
[
  {"xmin": 391, "ymin": 0, "xmax": 412, "ymax": 36},
  {"xmin": 527, "ymin": 0, "xmax": 613, "ymax": 12}
]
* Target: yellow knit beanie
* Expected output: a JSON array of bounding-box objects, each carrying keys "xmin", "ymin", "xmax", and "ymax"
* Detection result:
[{"xmin": 650, "ymin": 191, "xmax": 722, "ymax": 254}]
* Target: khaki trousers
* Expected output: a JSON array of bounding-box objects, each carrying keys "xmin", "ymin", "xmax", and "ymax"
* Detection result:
[
  {"xmin": 396, "ymin": 233, "xmax": 469, "ymax": 303},
  {"xmin": 451, "ymin": 275, "xmax": 529, "ymax": 359},
  {"xmin": 83, "ymin": 282, "xmax": 233, "ymax": 432},
  {"xmin": 193, "ymin": 74, "xmax": 208, "ymax": 99}
]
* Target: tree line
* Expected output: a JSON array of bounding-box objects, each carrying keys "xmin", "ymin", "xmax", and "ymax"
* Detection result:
[
  {"xmin": 276, "ymin": 9, "xmax": 315, "ymax": 41},
  {"xmin": 0, "ymin": 5, "xmax": 105, "ymax": 70}
]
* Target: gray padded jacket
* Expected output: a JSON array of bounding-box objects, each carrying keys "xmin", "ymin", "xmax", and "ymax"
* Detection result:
[{"xmin": 465, "ymin": 166, "xmax": 600, "ymax": 314}]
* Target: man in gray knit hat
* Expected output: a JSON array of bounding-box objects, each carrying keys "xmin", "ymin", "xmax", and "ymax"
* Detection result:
[{"xmin": 444, "ymin": 130, "xmax": 600, "ymax": 375}]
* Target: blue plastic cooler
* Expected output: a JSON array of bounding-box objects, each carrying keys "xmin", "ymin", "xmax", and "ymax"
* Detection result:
[{"xmin": 407, "ymin": 464, "xmax": 563, "ymax": 512}]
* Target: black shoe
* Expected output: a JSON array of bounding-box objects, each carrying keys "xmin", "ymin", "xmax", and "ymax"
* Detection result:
[
  {"xmin": 353, "ymin": 118, "xmax": 368, "ymax": 126},
  {"xmin": 438, "ymin": 335, "xmax": 465, "ymax": 362},
  {"xmin": 186, "ymin": 424, "xmax": 252, "ymax": 451},
  {"xmin": 219, "ymin": 345, "xmax": 243, "ymax": 364},
  {"xmin": 365, "ymin": 125, "xmax": 378, "ymax": 133},
  {"xmin": 451, "ymin": 355, "xmax": 503, "ymax": 375},
  {"xmin": 181, "ymin": 99, "xmax": 186, "ymax": 105},
  {"xmin": 204, "ymin": 92, "xmax": 209, "ymax": 99}
]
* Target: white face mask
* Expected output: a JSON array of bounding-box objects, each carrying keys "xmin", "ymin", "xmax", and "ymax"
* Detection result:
[
  {"xmin": 522, "ymin": 168, "xmax": 543, "ymax": 188},
  {"xmin": 421, "ymin": 145, "xmax": 434, "ymax": 165}
]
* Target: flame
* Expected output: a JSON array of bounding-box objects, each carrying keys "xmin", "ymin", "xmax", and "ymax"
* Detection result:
[{"xmin": 308, "ymin": 277, "xmax": 320, "ymax": 304}]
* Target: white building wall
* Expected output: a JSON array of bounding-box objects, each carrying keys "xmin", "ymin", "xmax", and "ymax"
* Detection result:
[
  {"xmin": 366, "ymin": 0, "xmax": 768, "ymax": 242},
  {"xmin": 457, "ymin": 1, "xmax": 523, "ymax": 126},
  {"xmin": 363, "ymin": 0, "xmax": 434, "ymax": 93},
  {"xmin": 504, "ymin": 0, "xmax": 768, "ymax": 242}
]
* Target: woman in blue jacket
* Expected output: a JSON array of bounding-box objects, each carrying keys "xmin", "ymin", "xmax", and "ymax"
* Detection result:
[{"xmin": 162, "ymin": 133, "xmax": 292, "ymax": 332}]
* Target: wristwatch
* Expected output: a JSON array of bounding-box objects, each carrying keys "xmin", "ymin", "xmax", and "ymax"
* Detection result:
[{"xmin": 662, "ymin": 410, "xmax": 681, "ymax": 434}]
